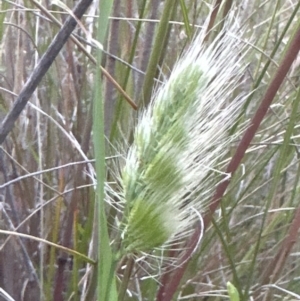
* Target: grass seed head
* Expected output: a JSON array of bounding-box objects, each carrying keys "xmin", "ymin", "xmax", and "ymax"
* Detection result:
[{"xmin": 121, "ymin": 19, "xmax": 250, "ymax": 255}]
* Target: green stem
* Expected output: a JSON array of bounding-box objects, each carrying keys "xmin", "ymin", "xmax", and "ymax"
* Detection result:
[{"xmin": 141, "ymin": 0, "xmax": 178, "ymax": 107}]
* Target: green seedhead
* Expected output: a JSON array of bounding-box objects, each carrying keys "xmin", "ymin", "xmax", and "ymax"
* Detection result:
[{"xmin": 120, "ymin": 19, "xmax": 250, "ymax": 256}]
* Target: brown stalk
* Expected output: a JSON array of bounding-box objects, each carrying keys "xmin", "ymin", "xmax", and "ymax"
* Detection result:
[
  {"xmin": 157, "ymin": 22, "xmax": 300, "ymax": 301},
  {"xmin": 104, "ymin": 0, "xmax": 121, "ymax": 136},
  {"xmin": 203, "ymin": 0, "xmax": 223, "ymax": 42}
]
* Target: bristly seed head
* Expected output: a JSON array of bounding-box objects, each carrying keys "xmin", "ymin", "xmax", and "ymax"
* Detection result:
[{"xmin": 120, "ymin": 18, "xmax": 250, "ymax": 255}]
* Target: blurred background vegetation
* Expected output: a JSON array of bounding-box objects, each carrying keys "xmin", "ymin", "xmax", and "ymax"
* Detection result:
[{"xmin": 1, "ymin": 0, "xmax": 300, "ymax": 300}]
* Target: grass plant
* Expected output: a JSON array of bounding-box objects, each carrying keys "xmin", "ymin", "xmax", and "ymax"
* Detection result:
[{"xmin": 1, "ymin": 1, "xmax": 300, "ymax": 301}]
